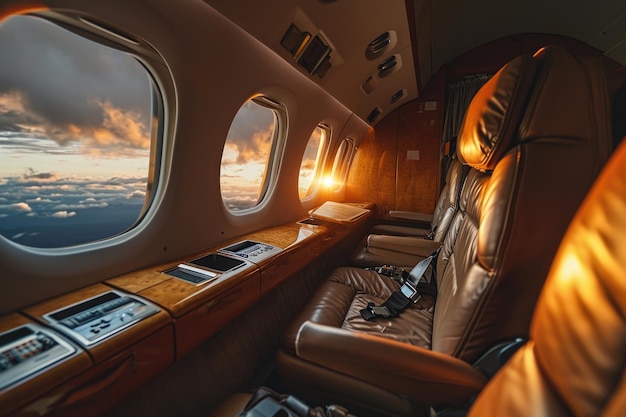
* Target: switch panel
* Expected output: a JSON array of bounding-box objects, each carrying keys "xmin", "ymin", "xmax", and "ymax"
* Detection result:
[
  {"xmin": 0, "ymin": 323, "xmax": 77, "ymax": 390},
  {"xmin": 43, "ymin": 290, "xmax": 160, "ymax": 347}
]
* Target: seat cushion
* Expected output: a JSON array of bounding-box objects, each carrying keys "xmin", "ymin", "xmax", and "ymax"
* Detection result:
[{"xmin": 282, "ymin": 267, "xmax": 433, "ymax": 356}]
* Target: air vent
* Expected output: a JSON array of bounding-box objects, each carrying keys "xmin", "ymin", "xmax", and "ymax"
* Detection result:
[
  {"xmin": 360, "ymin": 75, "xmax": 378, "ymax": 95},
  {"xmin": 378, "ymin": 55, "xmax": 398, "ymax": 78},
  {"xmin": 366, "ymin": 32, "xmax": 391, "ymax": 60},
  {"xmin": 298, "ymin": 35, "xmax": 331, "ymax": 75},
  {"xmin": 391, "ymin": 89, "xmax": 406, "ymax": 104},
  {"xmin": 366, "ymin": 107, "xmax": 383, "ymax": 125}
]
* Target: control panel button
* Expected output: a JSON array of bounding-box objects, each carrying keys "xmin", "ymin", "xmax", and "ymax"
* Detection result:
[
  {"xmin": 0, "ymin": 324, "xmax": 77, "ymax": 390},
  {"xmin": 43, "ymin": 291, "xmax": 160, "ymax": 347}
]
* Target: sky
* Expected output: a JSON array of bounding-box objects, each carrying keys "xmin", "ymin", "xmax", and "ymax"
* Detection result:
[
  {"xmin": 0, "ymin": 15, "xmax": 155, "ymax": 247},
  {"xmin": 220, "ymin": 100, "xmax": 275, "ymax": 211},
  {"xmin": 0, "ymin": 14, "xmax": 319, "ymax": 247}
]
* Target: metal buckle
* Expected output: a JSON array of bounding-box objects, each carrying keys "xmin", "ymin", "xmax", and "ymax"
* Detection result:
[
  {"xmin": 400, "ymin": 281, "xmax": 422, "ymax": 303},
  {"xmin": 367, "ymin": 265, "xmax": 398, "ymax": 277},
  {"xmin": 368, "ymin": 304, "xmax": 391, "ymax": 317}
]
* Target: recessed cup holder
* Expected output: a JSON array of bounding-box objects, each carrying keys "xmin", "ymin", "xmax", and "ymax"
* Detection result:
[
  {"xmin": 190, "ymin": 253, "xmax": 245, "ymax": 272},
  {"xmin": 298, "ymin": 217, "xmax": 328, "ymax": 226}
]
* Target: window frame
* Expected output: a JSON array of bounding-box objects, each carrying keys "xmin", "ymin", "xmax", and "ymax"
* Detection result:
[
  {"xmin": 0, "ymin": 12, "xmax": 167, "ymax": 249},
  {"xmin": 220, "ymin": 95, "xmax": 288, "ymax": 214},
  {"xmin": 298, "ymin": 123, "xmax": 331, "ymax": 201},
  {"xmin": 330, "ymin": 137, "xmax": 355, "ymax": 191}
]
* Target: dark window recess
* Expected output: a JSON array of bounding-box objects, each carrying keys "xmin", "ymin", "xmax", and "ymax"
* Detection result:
[
  {"xmin": 367, "ymin": 107, "xmax": 382, "ymax": 125},
  {"xmin": 190, "ymin": 253, "xmax": 245, "ymax": 272},
  {"xmin": 165, "ymin": 267, "xmax": 209, "ymax": 284},
  {"xmin": 280, "ymin": 23, "xmax": 311, "ymax": 56},
  {"xmin": 317, "ymin": 55, "xmax": 332, "ymax": 78}
]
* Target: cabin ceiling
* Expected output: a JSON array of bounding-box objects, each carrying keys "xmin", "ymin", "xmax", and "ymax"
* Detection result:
[{"xmin": 205, "ymin": 0, "xmax": 626, "ymax": 124}]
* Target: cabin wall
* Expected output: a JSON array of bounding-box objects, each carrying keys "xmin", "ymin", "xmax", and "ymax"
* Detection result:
[
  {"xmin": 346, "ymin": 33, "xmax": 624, "ymax": 219},
  {"xmin": 0, "ymin": 0, "xmax": 372, "ymax": 315}
]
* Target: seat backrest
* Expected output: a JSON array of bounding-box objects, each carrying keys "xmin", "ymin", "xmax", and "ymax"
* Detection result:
[
  {"xmin": 432, "ymin": 45, "xmax": 614, "ymax": 362},
  {"xmin": 350, "ymin": 156, "xmax": 467, "ymax": 267},
  {"xmin": 429, "ymin": 157, "xmax": 467, "ymax": 242},
  {"xmin": 467, "ymin": 136, "xmax": 626, "ymax": 417}
]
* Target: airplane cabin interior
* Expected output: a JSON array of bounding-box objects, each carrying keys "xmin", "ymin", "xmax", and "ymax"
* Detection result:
[{"xmin": 0, "ymin": 1, "xmax": 625, "ymax": 417}]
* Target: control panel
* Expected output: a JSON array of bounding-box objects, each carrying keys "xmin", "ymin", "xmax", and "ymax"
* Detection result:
[
  {"xmin": 219, "ymin": 240, "xmax": 282, "ymax": 262},
  {"xmin": 0, "ymin": 323, "xmax": 77, "ymax": 390},
  {"xmin": 43, "ymin": 290, "xmax": 160, "ymax": 347}
]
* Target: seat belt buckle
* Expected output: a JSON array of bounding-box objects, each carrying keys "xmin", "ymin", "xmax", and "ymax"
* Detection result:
[
  {"xmin": 400, "ymin": 281, "xmax": 422, "ymax": 303},
  {"xmin": 360, "ymin": 302, "xmax": 392, "ymax": 320},
  {"xmin": 368, "ymin": 304, "xmax": 392, "ymax": 317},
  {"xmin": 367, "ymin": 265, "xmax": 399, "ymax": 277}
]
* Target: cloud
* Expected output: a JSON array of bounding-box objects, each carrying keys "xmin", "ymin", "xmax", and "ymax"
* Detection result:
[
  {"xmin": 23, "ymin": 170, "xmax": 58, "ymax": 182},
  {"xmin": 222, "ymin": 194, "xmax": 259, "ymax": 211},
  {"xmin": 9, "ymin": 202, "xmax": 31, "ymax": 212},
  {"xmin": 51, "ymin": 210, "xmax": 76, "ymax": 218},
  {"xmin": 222, "ymin": 101, "xmax": 274, "ymax": 165},
  {"xmin": 0, "ymin": 15, "xmax": 153, "ymax": 159},
  {"xmin": 55, "ymin": 203, "xmax": 108, "ymax": 210},
  {"xmin": 27, "ymin": 197, "xmax": 59, "ymax": 204},
  {"xmin": 127, "ymin": 190, "xmax": 146, "ymax": 199}
]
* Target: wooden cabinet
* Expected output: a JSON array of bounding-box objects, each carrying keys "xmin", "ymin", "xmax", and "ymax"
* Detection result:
[
  {"xmin": 1, "ymin": 212, "xmax": 372, "ymax": 415},
  {"xmin": 174, "ymin": 276, "xmax": 260, "ymax": 358},
  {"xmin": 8, "ymin": 325, "xmax": 174, "ymax": 417},
  {"xmin": 260, "ymin": 238, "xmax": 321, "ymax": 296},
  {"xmin": 0, "ymin": 314, "xmax": 91, "ymax": 417}
]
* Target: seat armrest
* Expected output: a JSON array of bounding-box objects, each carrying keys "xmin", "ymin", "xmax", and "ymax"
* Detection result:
[
  {"xmin": 367, "ymin": 235, "xmax": 441, "ymax": 257},
  {"xmin": 389, "ymin": 211, "xmax": 434, "ymax": 222},
  {"xmin": 370, "ymin": 224, "xmax": 430, "ymax": 237},
  {"xmin": 295, "ymin": 321, "xmax": 487, "ymax": 406}
]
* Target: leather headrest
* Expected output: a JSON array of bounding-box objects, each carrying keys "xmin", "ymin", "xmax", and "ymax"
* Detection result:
[{"xmin": 457, "ymin": 53, "xmax": 539, "ymax": 171}]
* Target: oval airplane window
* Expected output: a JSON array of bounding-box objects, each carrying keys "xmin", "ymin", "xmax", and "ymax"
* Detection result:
[
  {"xmin": 299, "ymin": 124, "xmax": 329, "ymax": 199},
  {"xmin": 220, "ymin": 97, "xmax": 284, "ymax": 212},
  {"xmin": 0, "ymin": 14, "xmax": 163, "ymax": 248}
]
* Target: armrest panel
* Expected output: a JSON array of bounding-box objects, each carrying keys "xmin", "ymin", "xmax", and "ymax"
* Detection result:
[
  {"xmin": 295, "ymin": 321, "xmax": 487, "ymax": 405},
  {"xmin": 389, "ymin": 211, "xmax": 434, "ymax": 222},
  {"xmin": 367, "ymin": 235, "xmax": 441, "ymax": 257}
]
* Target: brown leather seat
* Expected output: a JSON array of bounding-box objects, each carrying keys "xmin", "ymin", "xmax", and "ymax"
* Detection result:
[
  {"xmin": 210, "ymin": 121, "xmax": 626, "ymax": 417},
  {"xmin": 275, "ymin": 45, "xmax": 614, "ymax": 417},
  {"xmin": 351, "ymin": 157, "xmax": 468, "ymax": 268},
  {"xmin": 467, "ymin": 136, "xmax": 626, "ymax": 417}
]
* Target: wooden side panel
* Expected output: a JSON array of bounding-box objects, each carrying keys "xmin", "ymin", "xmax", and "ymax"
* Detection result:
[
  {"xmin": 260, "ymin": 238, "xmax": 321, "ymax": 296},
  {"xmin": 345, "ymin": 120, "xmax": 398, "ymax": 217},
  {"xmin": 9, "ymin": 325, "xmax": 174, "ymax": 417},
  {"xmin": 174, "ymin": 275, "xmax": 260, "ymax": 359},
  {"xmin": 0, "ymin": 315, "xmax": 92, "ymax": 417},
  {"xmin": 22, "ymin": 284, "xmax": 173, "ymax": 364},
  {"xmin": 395, "ymin": 100, "xmax": 442, "ymax": 213}
]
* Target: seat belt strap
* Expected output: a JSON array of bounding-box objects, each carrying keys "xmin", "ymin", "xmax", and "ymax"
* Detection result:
[{"xmin": 360, "ymin": 247, "xmax": 440, "ymax": 320}]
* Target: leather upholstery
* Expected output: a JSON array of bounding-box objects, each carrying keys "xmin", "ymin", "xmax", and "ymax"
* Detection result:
[
  {"xmin": 359, "ymin": 234, "xmax": 441, "ymax": 265},
  {"xmin": 468, "ymin": 137, "xmax": 626, "ymax": 417},
  {"xmin": 457, "ymin": 53, "xmax": 538, "ymax": 171},
  {"xmin": 351, "ymin": 157, "xmax": 468, "ymax": 267},
  {"xmin": 276, "ymin": 46, "xmax": 615, "ymax": 416}
]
